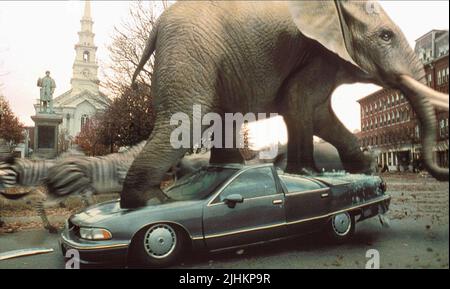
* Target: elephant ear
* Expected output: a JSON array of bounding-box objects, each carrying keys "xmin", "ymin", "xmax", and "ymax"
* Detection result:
[{"xmin": 288, "ymin": 0, "xmax": 364, "ymax": 69}]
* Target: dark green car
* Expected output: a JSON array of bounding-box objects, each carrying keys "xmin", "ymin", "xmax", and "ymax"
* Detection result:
[{"xmin": 60, "ymin": 163, "xmax": 390, "ymax": 267}]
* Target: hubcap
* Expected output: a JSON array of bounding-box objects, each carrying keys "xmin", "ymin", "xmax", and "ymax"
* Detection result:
[
  {"xmin": 332, "ymin": 212, "xmax": 351, "ymax": 236},
  {"xmin": 143, "ymin": 224, "xmax": 177, "ymax": 259}
]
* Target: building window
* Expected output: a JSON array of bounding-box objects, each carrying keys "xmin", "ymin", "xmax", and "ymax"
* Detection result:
[
  {"xmin": 81, "ymin": 114, "xmax": 89, "ymax": 130},
  {"xmin": 83, "ymin": 51, "xmax": 90, "ymax": 63}
]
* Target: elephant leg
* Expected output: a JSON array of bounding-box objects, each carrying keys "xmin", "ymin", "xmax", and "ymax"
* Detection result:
[
  {"xmin": 210, "ymin": 119, "xmax": 244, "ymax": 164},
  {"xmin": 121, "ymin": 90, "xmax": 216, "ymax": 208},
  {"xmin": 284, "ymin": 115, "xmax": 317, "ymax": 174},
  {"xmin": 314, "ymin": 102, "xmax": 374, "ymax": 174},
  {"xmin": 121, "ymin": 116, "xmax": 189, "ymax": 208}
]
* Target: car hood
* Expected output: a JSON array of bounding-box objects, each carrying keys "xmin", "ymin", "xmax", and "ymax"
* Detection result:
[
  {"xmin": 71, "ymin": 199, "xmax": 126, "ymax": 225},
  {"xmin": 70, "ymin": 198, "xmax": 203, "ymax": 227}
]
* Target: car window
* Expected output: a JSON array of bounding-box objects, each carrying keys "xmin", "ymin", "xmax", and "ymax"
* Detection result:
[
  {"xmin": 219, "ymin": 167, "xmax": 278, "ymax": 201},
  {"xmin": 165, "ymin": 167, "xmax": 237, "ymax": 201},
  {"xmin": 280, "ymin": 176, "xmax": 324, "ymax": 193}
]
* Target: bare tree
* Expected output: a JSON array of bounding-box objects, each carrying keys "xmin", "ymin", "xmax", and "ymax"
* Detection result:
[
  {"xmin": 94, "ymin": 1, "xmax": 170, "ymax": 149},
  {"xmin": 101, "ymin": 0, "xmax": 169, "ymax": 96}
]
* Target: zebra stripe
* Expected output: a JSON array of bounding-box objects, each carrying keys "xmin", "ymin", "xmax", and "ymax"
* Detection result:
[{"xmin": 15, "ymin": 159, "xmax": 55, "ymax": 186}]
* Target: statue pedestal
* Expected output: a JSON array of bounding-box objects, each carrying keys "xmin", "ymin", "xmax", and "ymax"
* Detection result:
[{"xmin": 31, "ymin": 113, "xmax": 63, "ymax": 159}]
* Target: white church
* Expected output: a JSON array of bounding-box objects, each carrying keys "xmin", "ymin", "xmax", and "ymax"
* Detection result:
[{"xmin": 34, "ymin": 1, "xmax": 110, "ymax": 140}]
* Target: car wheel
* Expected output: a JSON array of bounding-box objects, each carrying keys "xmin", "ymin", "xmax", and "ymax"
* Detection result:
[
  {"xmin": 327, "ymin": 212, "xmax": 355, "ymax": 244},
  {"xmin": 129, "ymin": 223, "xmax": 185, "ymax": 268}
]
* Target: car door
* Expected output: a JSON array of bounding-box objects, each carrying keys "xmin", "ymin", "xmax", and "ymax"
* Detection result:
[
  {"xmin": 203, "ymin": 166, "xmax": 286, "ymax": 250},
  {"xmin": 280, "ymin": 175, "xmax": 331, "ymax": 235}
]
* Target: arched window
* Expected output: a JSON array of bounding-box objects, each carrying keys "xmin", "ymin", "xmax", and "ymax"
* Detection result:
[
  {"xmin": 81, "ymin": 114, "xmax": 89, "ymax": 130},
  {"xmin": 83, "ymin": 51, "xmax": 90, "ymax": 63}
]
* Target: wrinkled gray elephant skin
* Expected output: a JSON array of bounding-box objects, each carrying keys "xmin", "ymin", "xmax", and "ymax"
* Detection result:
[{"xmin": 124, "ymin": 1, "xmax": 449, "ymax": 208}]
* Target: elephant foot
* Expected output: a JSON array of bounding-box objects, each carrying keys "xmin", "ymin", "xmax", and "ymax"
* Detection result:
[
  {"xmin": 45, "ymin": 225, "xmax": 59, "ymax": 234},
  {"xmin": 120, "ymin": 186, "xmax": 169, "ymax": 209}
]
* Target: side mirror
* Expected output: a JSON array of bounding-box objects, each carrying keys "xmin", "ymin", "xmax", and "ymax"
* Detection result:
[{"xmin": 223, "ymin": 194, "xmax": 244, "ymax": 208}]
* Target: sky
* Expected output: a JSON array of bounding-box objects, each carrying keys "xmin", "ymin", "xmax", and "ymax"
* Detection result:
[{"xmin": 0, "ymin": 1, "xmax": 449, "ymax": 129}]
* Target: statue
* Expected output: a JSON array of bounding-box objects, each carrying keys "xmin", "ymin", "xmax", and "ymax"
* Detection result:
[{"xmin": 37, "ymin": 71, "xmax": 56, "ymax": 113}]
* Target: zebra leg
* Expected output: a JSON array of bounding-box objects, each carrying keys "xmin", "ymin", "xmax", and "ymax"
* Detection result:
[
  {"xmin": 34, "ymin": 199, "xmax": 58, "ymax": 234},
  {"xmin": 80, "ymin": 188, "xmax": 94, "ymax": 207}
]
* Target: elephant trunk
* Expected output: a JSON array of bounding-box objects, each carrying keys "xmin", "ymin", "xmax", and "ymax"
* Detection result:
[{"xmin": 398, "ymin": 74, "xmax": 449, "ymax": 181}]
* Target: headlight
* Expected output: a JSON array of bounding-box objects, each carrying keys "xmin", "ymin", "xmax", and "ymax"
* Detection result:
[{"xmin": 79, "ymin": 227, "xmax": 112, "ymax": 240}]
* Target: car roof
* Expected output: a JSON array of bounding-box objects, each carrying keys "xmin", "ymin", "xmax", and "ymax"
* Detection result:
[{"xmin": 207, "ymin": 163, "xmax": 274, "ymax": 170}]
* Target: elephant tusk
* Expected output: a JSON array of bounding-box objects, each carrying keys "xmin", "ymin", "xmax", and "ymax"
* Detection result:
[
  {"xmin": 400, "ymin": 75, "xmax": 449, "ymax": 110},
  {"xmin": 398, "ymin": 74, "xmax": 449, "ymax": 182}
]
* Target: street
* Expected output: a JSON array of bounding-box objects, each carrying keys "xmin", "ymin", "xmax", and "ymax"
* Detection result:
[{"xmin": 0, "ymin": 173, "xmax": 448, "ymax": 269}]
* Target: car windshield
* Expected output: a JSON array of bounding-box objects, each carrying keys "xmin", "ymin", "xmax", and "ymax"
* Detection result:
[{"xmin": 164, "ymin": 166, "xmax": 238, "ymax": 201}]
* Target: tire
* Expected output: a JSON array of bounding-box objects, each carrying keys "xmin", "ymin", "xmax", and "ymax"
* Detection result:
[
  {"xmin": 129, "ymin": 223, "xmax": 186, "ymax": 268},
  {"xmin": 326, "ymin": 212, "xmax": 355, "ymax": 244}
]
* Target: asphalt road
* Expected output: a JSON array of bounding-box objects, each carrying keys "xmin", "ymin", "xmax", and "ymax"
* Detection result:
[{"xmin": 0, "ymin": 217, "xmax": 448, "ymax": 269}]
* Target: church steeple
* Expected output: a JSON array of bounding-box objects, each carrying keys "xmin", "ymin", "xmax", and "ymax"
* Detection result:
[
  {"xmin": 83, "ymin": 0, "xmax": 91, "ymax": 19},
  {"xmin": 71, "ymin": 0, "xmax": 99, "ymax": 94}
]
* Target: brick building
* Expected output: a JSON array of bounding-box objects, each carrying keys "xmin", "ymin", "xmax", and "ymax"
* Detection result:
[{"xmin": 357, "ymin": 30, "xmax": 449, "ymax": 171}]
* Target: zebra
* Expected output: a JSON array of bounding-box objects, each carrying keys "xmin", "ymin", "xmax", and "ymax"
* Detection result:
[
  {"xmin": 0, "ymin": 141, "xmax": 209, "ymax": 233},
  {"xmin": 0, "ymin": 142, "xmax": 146, "ymax": 233}
]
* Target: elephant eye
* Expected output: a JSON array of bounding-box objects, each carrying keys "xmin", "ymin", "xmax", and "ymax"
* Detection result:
[{"xmin": 379, "ymin": 30, "xmax": 393, "ymax": 43}]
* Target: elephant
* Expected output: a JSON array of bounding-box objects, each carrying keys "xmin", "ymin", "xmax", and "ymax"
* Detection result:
[{"xmin": 123, "ymin": 1, "xmax": 449, "ymax": 209}]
